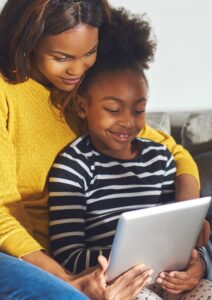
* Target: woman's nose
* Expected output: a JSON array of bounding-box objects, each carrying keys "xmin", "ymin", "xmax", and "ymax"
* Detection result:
[{"xmin": 66, "ymin": 59, "xmax": 86, "ymax": 77}]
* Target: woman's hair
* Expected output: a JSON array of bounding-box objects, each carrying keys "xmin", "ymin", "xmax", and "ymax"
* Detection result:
[
  {"xmin": 78, "ymin": 7, "xmax": 157, "ymax": 97},
  {"xmin": 0, "ymin": 0, "xmax": 111, "ymax": 83}
]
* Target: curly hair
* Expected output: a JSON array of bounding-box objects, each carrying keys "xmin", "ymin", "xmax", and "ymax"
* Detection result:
[
  {"xmin": 99, "ymin": 7, "xmax": 156, "ymax": 69},
  {"xmin": 78, "ymin": 7, "xmax": 156, "ymax": 97}
]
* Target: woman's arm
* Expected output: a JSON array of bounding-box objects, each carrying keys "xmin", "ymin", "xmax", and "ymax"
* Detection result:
[{"xmin": 0, "ymin": 94, "xmax": 43, "ymax": 256}]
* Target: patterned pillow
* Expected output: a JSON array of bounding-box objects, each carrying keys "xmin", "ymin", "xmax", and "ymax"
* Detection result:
[{"xmin": 181, "ymin": 112, "xmax": 212, "ymax": 155}]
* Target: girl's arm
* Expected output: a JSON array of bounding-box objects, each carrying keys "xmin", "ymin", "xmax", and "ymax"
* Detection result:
[
  {"xmin": 140, "ymin": 125, "xmax": 210, "ymax": 246},
  {"xmin": 49, "ymin": 153, "xmax": 110, "ymax": 274}
]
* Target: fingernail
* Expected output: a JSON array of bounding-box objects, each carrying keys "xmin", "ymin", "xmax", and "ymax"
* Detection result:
[
  {"xmin": 140, "ymin": 264, "xmax": 146, "ymax": 270},
  {"xmin": 148, "ymin": 269, "xmax": 154, "ymax": 276},
  {"xmin": 156, "ymin": 278, "xmax": 163, "ymax": 284},
  {"xmin": 146, "ymin": 277, "xmax": 152, "ymax": 284}
]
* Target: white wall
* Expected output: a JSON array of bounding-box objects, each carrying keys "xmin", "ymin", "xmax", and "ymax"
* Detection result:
[
  {"xmin": 1, "ymin": 0, "xmax": 211, "ymax": 112},
  {"xmin": 109, "ymin": 0, "xmax": 212, "ymax": 112},
  {"xmin": 0, "ymin": 0, "xmax": 5, "ymax": 9}
]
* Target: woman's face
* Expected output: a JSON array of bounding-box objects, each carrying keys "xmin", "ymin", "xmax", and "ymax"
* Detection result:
[{"xmin": 31, "ymin": 24, "xmax": 98, "ymax": 91}]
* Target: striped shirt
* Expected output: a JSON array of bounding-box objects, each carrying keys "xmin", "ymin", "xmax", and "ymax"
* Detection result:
[{"xmin": 49, "ymin": 135, "xmax": 176, "ymax": 273}]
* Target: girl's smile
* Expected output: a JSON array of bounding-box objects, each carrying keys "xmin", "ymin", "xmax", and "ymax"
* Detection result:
[{"xmin": 77, "ymin": 70, "xmax": 148, "ymax": 160}]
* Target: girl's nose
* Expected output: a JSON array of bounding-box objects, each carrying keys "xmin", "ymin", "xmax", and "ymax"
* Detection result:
[{"xmin": 118, "ymin": 111, "xmax": 134, "ymax": 128}]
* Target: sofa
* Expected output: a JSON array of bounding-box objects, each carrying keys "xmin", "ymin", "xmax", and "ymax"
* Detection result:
[{"xmin": 147, "ymin": 110, "xmax": 212, "ymax": 280}]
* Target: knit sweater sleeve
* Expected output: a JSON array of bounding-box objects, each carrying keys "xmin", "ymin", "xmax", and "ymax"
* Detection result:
[
  {"xmin": 139, "ymin": 125, "xmax": 200, "ymax": 185},
  {"xmin": 0, "ymin": 86, "xmax": 43, "ymax": 257}
]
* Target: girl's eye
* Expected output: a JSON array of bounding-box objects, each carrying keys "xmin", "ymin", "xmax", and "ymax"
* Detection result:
[
  {"xmin": 104, "ymin": 108, "xmax": 120, "ymax": 114},
  {"xmin": 134, "ymin": 109, "xmax": 145, "ymax": 115}
]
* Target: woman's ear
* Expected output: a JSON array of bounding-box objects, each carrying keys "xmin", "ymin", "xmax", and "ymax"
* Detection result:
[{"xmin": 76, "ymin": 94, "xmax": 88, "ymax": 119}]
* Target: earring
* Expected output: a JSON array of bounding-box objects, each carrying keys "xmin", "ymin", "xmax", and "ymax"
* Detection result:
[{"xmin": 80, "ymin": 112, "xmax": 86, "ymax": 119}]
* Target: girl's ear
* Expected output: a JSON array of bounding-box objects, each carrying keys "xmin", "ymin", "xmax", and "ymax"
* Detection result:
[{"xmin": 76, "ymin": 94, "xmax": 88, "ymax": 119}]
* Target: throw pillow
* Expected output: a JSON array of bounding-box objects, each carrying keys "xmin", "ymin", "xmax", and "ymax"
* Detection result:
[{"xmin": 181, "ymin": 112, "xmax": 212, "ymax": 155}]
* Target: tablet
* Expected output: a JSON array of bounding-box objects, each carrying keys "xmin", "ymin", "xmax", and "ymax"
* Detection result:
[{"xmin": 106, "ymin": 196, "xmax": 211, "ymax": 283}]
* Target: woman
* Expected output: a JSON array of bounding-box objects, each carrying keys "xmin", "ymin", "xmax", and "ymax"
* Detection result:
[{"xmin": 0, "ymin": 0, "xmax": 209, "ymax": 299}]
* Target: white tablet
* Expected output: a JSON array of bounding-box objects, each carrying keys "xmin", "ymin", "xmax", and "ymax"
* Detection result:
[{"xmin": 106, "ymin": 197, "xmax": 211, "ymax": 283}]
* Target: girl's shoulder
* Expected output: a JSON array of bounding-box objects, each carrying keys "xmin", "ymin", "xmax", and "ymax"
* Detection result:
[
  {"xmin": 59, "ymin": 135, "xmax": 93, "ymax": 161},
  {"xmin": 136, "ymin": 137, "xmax": 173, "ymax": 159},
  {"xmin": 136, "ymin": 136, "xmax": 167, "ymax": 149}
]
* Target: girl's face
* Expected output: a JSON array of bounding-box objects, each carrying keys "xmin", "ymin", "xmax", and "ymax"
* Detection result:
[
  {"xmin": 31, "ymin": 24, "xmax": 98, "ymax": 91},
  {"xmin": 78, "ymin": 70, "xmax": 148, "ymax": 160}
]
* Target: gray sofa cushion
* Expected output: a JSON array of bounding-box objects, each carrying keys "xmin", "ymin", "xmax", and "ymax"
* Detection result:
[
  {"xmin": 181, "ymin": 112, "xmax": 212, "ymax": 155},
  {"xmin": 146, "ymin": 112, "xmax": 171, "ymax": 135}
]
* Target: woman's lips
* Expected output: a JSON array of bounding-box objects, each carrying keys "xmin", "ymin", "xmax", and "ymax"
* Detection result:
[{"xmin": 60, "ymin": 77, "xmax": 82, "ymax": 85}]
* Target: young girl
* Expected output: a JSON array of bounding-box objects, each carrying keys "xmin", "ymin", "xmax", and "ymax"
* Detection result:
[
  {"xmin": 0, "ymin": 0, "xmax": 209, "ymax": 299},
  {"xmin": 49, "ymin": 8, "xmax": 211, "ymax": 300}
]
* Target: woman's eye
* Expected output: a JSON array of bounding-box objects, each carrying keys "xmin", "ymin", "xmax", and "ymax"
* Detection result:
[
  {"xmin": 53, "ymin": 57, "xmax": 71, "ymax": 62},
  {"xmin": 85, "ymin": 48, "xmax": 97, "ymax": 57}
]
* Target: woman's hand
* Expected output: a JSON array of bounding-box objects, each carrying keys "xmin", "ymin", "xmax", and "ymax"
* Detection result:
[
  {"xmin": 99, "ymin": 256, "xmax": 153, "ymax": 300},
  {"xmin": 156, "ymin": 249, "xmax": 205, "ymax": 294}
]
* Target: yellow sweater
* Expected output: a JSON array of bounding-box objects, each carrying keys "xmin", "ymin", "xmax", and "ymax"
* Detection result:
[{"xmin": 0, "ymin": 77, "xmax": 199, "ymax": 257}]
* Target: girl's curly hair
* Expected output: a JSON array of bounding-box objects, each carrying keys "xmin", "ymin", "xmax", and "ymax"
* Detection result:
[
  {"xmin": 98, "ymin": 7, "xmax": 157, "ymax": 69},
  {"xmin": 78, "ymin": 7, "xmax": 157, "ymax": 98}
]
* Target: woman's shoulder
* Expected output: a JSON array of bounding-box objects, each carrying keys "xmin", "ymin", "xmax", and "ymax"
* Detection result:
[
  {"xmin": 0, "ymin": 75, "xmax": 9, "ymax": 88},
  {"xmin": 0, "ymin": 75, "xmax": 49, "ymax": 95}
]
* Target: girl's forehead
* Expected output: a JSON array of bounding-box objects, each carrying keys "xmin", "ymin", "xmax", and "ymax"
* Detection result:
[
  {"xmin": 87, "ymin": 70, "xmax": 148, "ymax": 101},
  {"xmin": 93, "ymin": 70, "xmax": 147, "ymax": 90}
]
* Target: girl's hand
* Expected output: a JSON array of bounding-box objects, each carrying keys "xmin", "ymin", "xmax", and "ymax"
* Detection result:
[
  {"xmin": 98, "ymin": 256, "xmax": 153, "ymax": 300},
  {"xmin": 156, "ymin": 249, "xmax": 205, "ymax": 294}
]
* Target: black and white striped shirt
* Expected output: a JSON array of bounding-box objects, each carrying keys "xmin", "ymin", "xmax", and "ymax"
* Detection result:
[{"xmin": 49, "ymin": 135, "xmax": 176, "ymax": 273}]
